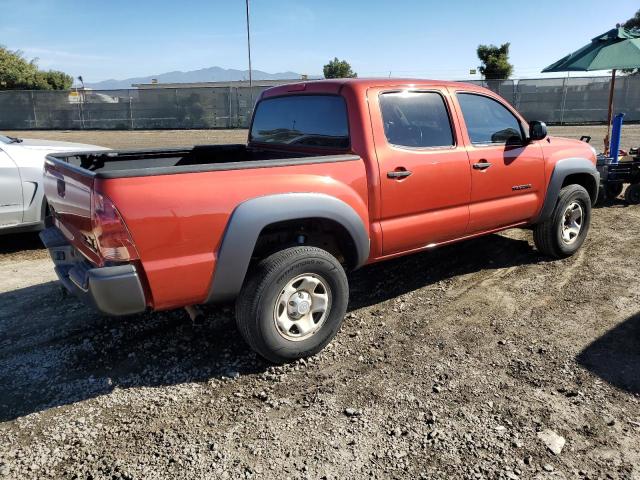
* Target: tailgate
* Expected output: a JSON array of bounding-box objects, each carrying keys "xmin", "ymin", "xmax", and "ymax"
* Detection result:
[{"xmin": 44, "ymin": 157, "xmax": 100, "ymax": 264}]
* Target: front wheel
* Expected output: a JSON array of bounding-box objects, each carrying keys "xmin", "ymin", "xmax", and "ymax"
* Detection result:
[
  {"xmin": 235, "ymin": 246, "xmax": 349, "ymax": 363},
  {"xmin": 533, "ymin": 184, "xmax": 591, "ymax": 258}
]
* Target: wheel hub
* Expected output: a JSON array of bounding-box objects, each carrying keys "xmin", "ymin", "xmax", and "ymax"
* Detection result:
[{"xmin": 288, "ymin": 291, "xmax": 312, "ymax": 317}]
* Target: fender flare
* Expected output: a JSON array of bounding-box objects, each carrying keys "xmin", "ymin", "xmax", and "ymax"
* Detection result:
[
  {"xmin": 534, "ymin": 157, "xmax": 600, "ymax": 223},
  {"xmin": 206, "ymin": 193, "xmax": 370, "ymax": 303}
]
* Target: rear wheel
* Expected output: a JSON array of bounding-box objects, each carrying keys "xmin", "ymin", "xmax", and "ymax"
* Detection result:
[
  {"xmin": 533, "ymin": 184, "xmax": 591, "ymax": 258},
  {"xmin": 235, "ymin": 246, "xmax": 349, "ymax": 363},
  {"xmin": 624, "ymin": 183, "xmax": 640, "ymax": 204}
]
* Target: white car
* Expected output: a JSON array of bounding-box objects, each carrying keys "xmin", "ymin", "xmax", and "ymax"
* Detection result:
[{"xmin": 0, "ymin": 134, "xmax": 108, "ymax": 234}]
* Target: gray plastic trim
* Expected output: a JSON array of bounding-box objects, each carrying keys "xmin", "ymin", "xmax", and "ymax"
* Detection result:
[
  {"xmin": 206, "ymin": 193, "xmax": 370, "ymax": 303},
  {"xmin": 88, "ymin": 265, "xmax": 147, "ymax": 316},
  {"xmin": 535, "ymin": 157, "xmax": 600, "ymax": 223},
  {"xmin": 41, "ymin": 227, "xmax": 147, "ymax": 316}
]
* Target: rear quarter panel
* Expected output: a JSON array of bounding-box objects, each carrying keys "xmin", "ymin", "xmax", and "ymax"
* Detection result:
[{"xmin": 98, "ymin": 159, "xmax": 369, "ymax": 310}]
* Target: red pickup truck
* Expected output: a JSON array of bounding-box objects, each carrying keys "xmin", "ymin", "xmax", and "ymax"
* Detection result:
[{"xmin": 41, "ymin": 79, "xmax": 599, "ymax": 362}]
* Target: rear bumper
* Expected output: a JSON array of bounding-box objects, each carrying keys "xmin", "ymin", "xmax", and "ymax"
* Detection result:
[{"xmin": 39, "ymin": 227, "xmax": 147, "ymax": 316}]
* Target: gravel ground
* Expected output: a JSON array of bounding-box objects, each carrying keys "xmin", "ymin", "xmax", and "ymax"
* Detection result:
[{"xmin": 1, "ymin": 128, "xmax": 639, "ymax": 479}]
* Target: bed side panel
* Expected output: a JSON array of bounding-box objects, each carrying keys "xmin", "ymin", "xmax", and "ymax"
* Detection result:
[{"xmin": 99, "ymin": 158, "xmax": 368, "ymax": 310}]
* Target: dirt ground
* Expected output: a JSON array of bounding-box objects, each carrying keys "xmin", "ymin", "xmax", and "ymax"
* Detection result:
[
  {"xmin": 1, "ymin": 127, "xmax": 639, "ymax": 479},
  {"xmin": 2, "ymin": 129, "xmax": 248, "ymax": 149},
  {"xmin": 3, "ymin": 124, "xmax": 640, "ymax": 151}
]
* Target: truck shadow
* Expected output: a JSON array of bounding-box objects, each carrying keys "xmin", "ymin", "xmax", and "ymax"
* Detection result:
[
  {"xmin": 576, "ymin": 313, "xmax": 640, "ymax": 395},
  {"xmin": 0, "ymin": 232, "xmax": 45, "ymax": 254},
  {"xmin": 0, "ymin": 281, "xmax": 261, "ymax": 423},
  {"xmin": 594, "ymin": 198, "xmax": 631, "ymax": 209},
  {"xmin": 0, "ymin": 232, "xmax": 541, "ymax": 422},
  {"xmin": 348, "ymin": 232, "xmax": 537, "ymax": 310}
]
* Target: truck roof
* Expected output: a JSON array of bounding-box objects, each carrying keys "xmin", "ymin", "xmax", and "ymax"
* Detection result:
[
  {"xmin": 307, "ymin": 78, "xmax": 465, "ymax": 87},
  {"xmin": 260, "ymin": 78, "xmax": 488, "ymax": 99}
]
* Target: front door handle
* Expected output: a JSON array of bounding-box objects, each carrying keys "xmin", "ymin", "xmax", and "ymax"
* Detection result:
[
  {"xmin": 473, "ymin": 160, "xmax": 492, "ymax": 170},
  {"xmin": 387, "ymin": 169, "xmax": 412, "ymax": 179}
]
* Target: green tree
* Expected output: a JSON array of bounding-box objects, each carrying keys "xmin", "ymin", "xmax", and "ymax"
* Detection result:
[
  {"xmin": 623, "ymin": 9, "xmax": 640, "ymax": 29},
  {"xmin": 476, "ymin": 43, "xmax": 513, "ymax": 80},
  {"xmin": 0, "ymin": 46, "xmax": 73, "ymax": 90},
  {"xmin": 41, "ymin": 70, "xmax": 74, "ymax": 90},
  {"xmin": 623, "ymin": 9, "xmax": 640, "ymax": 74},
  {"xmin": 323, "ymin": 57, "xmax": 357, "ymax": 79}
]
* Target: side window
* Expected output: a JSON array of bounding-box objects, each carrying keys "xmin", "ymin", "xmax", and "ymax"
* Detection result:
[
  {"xmin": 457, "ymin": 93, "xmax": 523, "ymax": 145},
  {"xmin": 379, "ymin": 91, "xmax": 454, "ymax": 148}
]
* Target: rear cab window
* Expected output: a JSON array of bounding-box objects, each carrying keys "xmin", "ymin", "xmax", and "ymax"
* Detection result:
[
  {"xmin": 456, "ymin": 93, "xmax": 524, "ymax": 145},
  {"xmin": 379, "ymin": 91, "xmax": 454, "ymax": 148},
  {"xmin": 250, "ymin": 95, "xmax": 349, "ymax": 149}
]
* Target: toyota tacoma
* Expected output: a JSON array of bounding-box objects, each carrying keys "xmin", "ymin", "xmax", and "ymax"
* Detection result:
[{"xmin": 41, "ymin": 79, "xmax": 599, "ymax": 362}]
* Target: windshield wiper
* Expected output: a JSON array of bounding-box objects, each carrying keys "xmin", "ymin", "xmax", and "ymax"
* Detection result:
[{"xmin": 6, "ymin": 136, "xmax": 23, "ymax": 144}]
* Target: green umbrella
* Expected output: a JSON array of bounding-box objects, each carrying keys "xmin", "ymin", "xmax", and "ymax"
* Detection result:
[{"xmin": 542, "ymin": 26, "xmax": 640, "ymax": 154}]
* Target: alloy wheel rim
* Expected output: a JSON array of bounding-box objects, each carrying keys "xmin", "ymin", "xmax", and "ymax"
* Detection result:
[
  {"xmin": 273, "ymin": 273, "xmax": 332, "ymax": 341},
  {"xmin": 561, "ymin": 201, "xmax": 583, "ymax": 245}
]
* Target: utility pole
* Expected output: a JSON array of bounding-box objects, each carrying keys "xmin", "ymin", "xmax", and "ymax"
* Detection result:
[
  {"xmin": 245, "ymin": 0, "xmax": 253, "ymax": 111},
  {"xmin": 76, "ymin": 75, "xmax": 85, "ymax": 129}
]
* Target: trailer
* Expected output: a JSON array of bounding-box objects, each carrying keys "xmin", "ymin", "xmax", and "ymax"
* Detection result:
[{"xmin": 594, "ymin": 113, "xmax": 640, "ymax": 204}]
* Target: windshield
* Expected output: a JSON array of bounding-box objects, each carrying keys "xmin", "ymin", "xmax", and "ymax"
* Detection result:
[{"xmin": 250, "ymin": 95, "xmax": 349, "ymax": 149}]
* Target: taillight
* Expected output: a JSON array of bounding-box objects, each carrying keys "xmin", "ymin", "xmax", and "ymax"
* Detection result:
[{"xmin": 91, "ymin": 191, "xmax": 139, "ymax": 262}]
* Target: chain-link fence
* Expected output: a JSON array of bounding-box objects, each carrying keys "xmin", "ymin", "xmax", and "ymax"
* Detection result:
[
  {"xmin": 466, "ymin": 76, "xmax": 640, "ymax": 123},
  {"xmin": 1, "ymin": 76, "xmax": 639, "ymax": 130},
  {"xmin": 464, "ymin": 79, "xmax": 518, "ymax": 107},
  {"xmin": 0, "ymin": 86, "xmax": 271, "ymax": 130}
]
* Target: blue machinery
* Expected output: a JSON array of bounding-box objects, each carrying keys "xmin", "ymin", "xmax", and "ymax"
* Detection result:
[
  {"xmin": 609, "ymin": 113, "xmax": 624, "ymax": 164},
  {"xmin": 594, "ymin": 111, "xmax": 640, "ymax": 203}
]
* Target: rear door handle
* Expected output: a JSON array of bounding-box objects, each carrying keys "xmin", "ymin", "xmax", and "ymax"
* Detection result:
[
  {"xmin": 387, "ymin": 169, "xmax": 412, "ymax": 179},
  {"xmin": 473, "ymin": 161, "xmax": 492, "ymax": 170}
]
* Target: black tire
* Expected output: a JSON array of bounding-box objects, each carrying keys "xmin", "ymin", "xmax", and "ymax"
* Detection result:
[
  {"xmin": 235, "ymin": 246, "xmax": 349, "ymax": 363},
  {"xmin": 606, "ymin": 182, "xmax": 624, "ymax": 200},
  {"xmin": 624, "ymin": 183, "xmax": 640, "ymax": 204},
  {"xmin": 533, "ymin": 184, "xmax": 591, "ymax": 258}
]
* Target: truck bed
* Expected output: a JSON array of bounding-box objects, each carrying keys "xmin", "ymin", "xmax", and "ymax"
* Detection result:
[{"xmin": 46, "ymin": 144, "xmax": 354, "ymax": 179}]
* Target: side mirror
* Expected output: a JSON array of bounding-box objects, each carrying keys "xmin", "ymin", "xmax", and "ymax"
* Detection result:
[{"xmin": 529, "ymin": 121, "xmax": 547, "ymax": 141}]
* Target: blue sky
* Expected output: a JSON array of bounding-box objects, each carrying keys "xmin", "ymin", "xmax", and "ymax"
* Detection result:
[{"xmin": 1, "ymin": 0, "xmax": 638, "ymax": 83}]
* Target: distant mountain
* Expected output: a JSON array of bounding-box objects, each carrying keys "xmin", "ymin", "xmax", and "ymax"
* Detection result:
[{"xmin": 86, "ymin": 66, "xmax": 318, "ymax": 89}]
